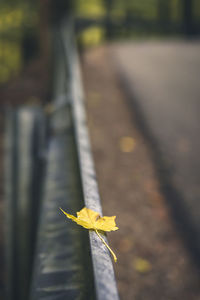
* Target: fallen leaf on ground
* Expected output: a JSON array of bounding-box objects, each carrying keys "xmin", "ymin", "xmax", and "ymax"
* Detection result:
[
  {"xmin": 132, "ymin": 257, "xmax": 152, "ymax": 273},
  {"xmin": 60, "ymin": 207, "xmax": 118, "ymax": 262},
  {"xmin": 119, "ymin": 136, "xmax": 135, "ymax": 153}
]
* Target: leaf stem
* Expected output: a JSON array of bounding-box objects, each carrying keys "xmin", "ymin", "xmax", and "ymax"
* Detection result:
[{"xmin": 95, "ymin": 229, "xmax": 117, "ymax": 262}]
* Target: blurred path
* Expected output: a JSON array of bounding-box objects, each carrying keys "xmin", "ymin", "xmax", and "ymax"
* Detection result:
[
  {"xmin": 112, "ymin": 41, "xmax": 200, "ymax": 255},
  {"xmin": 82, "ymin": 46, "xmax": 200, "ymax": 300}
]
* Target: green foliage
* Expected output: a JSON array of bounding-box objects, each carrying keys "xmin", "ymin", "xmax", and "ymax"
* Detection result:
[
  {"xmin": 194, "ymin": 0, "xmax": 200, "ymax": 21},
  {"xmin": 78, "ymin": 26, "xmax": 105, "ymax": 47},
  {"xmin": 0, "ymin": 2, "xmax": 38, "ymax": 83},
  {"xmin": 125, "ymin": 0, "xmax": 158, "ymax": 20},
  {"xmin": 75, "ymin": 0, "xmax": 106, "ymax": 18},
  {"xmin": 75, "ymin": 0, "xmax": 200, "ymax": 47}
]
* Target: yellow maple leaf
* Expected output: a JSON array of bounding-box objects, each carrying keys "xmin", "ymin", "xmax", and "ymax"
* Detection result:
[{"xmin": 60, "ymin": 207, "xmax": 118, "ymax": 262}]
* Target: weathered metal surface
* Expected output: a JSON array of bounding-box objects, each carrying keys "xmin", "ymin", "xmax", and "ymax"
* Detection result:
[
  {"xmin": 5, "ymin": 107, "xmax": 46, "ymax": 300},
  {"xmin": 30, "ymin": 106, "xmax": 95, "ymax": 300},
  {"xmin": 5, "ymin": 110, "xmax": 18, "ymax": 300},
  {"xmin": 60, "ymin": 19, "xmax": 120, "ymax": 300}
]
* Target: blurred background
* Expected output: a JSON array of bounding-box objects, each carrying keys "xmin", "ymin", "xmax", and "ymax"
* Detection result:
[
  {"xmin": 0, "ymin": 0, "xmax": 200, "ymax": 84},
  {"xmin": 0, "ymin": 0, "xmax": 200, "ymax": 299}
]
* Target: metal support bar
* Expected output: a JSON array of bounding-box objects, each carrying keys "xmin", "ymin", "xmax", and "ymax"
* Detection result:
[{"xmin": 5, "ymin": 107, "xmax": 46, "ymax": 300}]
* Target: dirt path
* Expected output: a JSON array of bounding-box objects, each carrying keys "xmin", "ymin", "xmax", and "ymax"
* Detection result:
[{"xmin": 81, "ymin": 46, "xmax": 200, "ymax": 300}]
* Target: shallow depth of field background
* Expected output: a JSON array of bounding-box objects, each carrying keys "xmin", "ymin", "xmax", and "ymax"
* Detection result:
[{"xmin": 0, "ymin": 1, "xmax": 200, "ymax": 300}]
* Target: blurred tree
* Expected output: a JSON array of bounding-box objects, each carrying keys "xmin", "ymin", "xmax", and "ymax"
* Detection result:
[
  {"xmin": 157, "ymin": 0, "xmax": 171, "ymax": 33},
  {"xmin": 182, "ymin": 0, "xmax": 195, "ymax": 36},
  {"xmin": 103, "ymin": 0, "xmax": 114, "ymax": 39},
  {"xmin": 49, "ymin": 0, "xmax": 74, "ymax": 24},
  {"xmin": 38, "ymin": 0, "xmax": 50, "ymax": 63}
]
